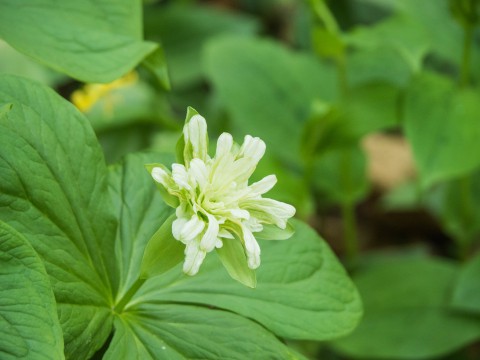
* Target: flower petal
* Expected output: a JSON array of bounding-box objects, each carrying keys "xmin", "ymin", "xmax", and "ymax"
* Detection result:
[
  {"xmin": 177, "ymin": 214, "xmax": 205, "ymax": 244},
  {"xmin": 183, "ymin": 241, "xmax": 207, "ymax": 276},
  {"xmin": 218, "ymin": 229, "xmax": 234, "ymax": 239},
  {"xmin": 249, "ymin": 175, "xmax": 277, "ymax": 196},
  {"xmin": 215, "ymin": 132, "xmax": 233, "ymax": 158},
  {"xmin": 241, "ymin": 223, "xmax": 261, "ymax": 269},
  {"xmin": 184, "ymin": 114, "xmax": 208, "ymax": 161},
  {"xmin": 172, "ymin": 163, "xmax": 191, "ymax": 190},
  {"xmin": 199, "ymin": 213, "xmax": 220, "ymax": 252},
  {"xmin": 239, "ymin": 135, "xmax": 266, "ymax": 163},
  {"xmin": 229, "ymin": 208, "xmax": 250, "ymax": 219},
  {"xmin": 151, "ymin": 166, "xmax": 169, "ymax": 186},
  {"xmin": 189, "ymin": 158, "xmax": 209, "ymax": 188},
  {"xmin": 241, "ymin": 198, "xmax": 296, "ymax": 229},
  {"xmin": 172, "ymin": 217, "xmax": 187, "ymax": 240}
]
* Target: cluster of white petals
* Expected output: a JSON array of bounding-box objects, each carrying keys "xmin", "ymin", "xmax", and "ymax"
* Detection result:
[{"xmin": 151, "ymin": 114, "xmax": 295, "ymax": 275}]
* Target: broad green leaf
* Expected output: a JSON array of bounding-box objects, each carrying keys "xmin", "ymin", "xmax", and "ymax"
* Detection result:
[
  {"xmin": 145, "ymin": 3, "xmax": 258, "ymax": 87},
  {"xmin": 0, "ymin": 222, "xmax": 64, "ymax": 360},
  {"xmin": 108, "ymin": 153, "xmax": 173, "ymax": 301},
  {"xmin": 104, "ymin": 305, "xmax": 301, "ymax": 360},
  {"xmin": 331, "ymin": 258, "xmax": 480, "ymax": 359},
  {"xmin": 0, "ymin": 75, "xmax": 116, "ymax": 359},
  {"xmin": 135, "ymin": 219, "xmax": 363, "ymax": 341},
  {"xmin": 0, "ymin": 0, "xmax": 158, "ymax": 83},
  {"xmin": 205, "ymin": 36, "xmax": 338, "ymax": 164},
  {"xmin": 451, "ymin": 253, "xmax": 480, "ymax": 314},
  {"xmin": 313, "ymin": 146, "xmax": 369, "ymax": 205},
  {"xmin": 404, "ymin": 72, "xmax": 480, "ymax": 188}
]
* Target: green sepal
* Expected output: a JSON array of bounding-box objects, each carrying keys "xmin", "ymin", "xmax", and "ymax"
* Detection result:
[
  {"xmin": 256, "ymin": 221, "xmax": 295, "ymax": 240},
  {"xmin": 140, "ymin": 214, "xmax": 184, "ymax": 278},
  {"xmin": 216, "ymin": 238, "xmax": 257, "ymax": 288},
  {"xmin": 144, "ymin": 163, "xmax": 179, "ymax": 208}
]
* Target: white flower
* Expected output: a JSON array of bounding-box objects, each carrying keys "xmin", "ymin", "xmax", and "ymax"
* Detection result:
[{"xmin": 149, "ymin": 110, "xmax": 296, "ymax": 277}]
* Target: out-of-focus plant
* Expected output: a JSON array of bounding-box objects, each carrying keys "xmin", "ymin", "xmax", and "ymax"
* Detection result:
[{"xmin": 0, "ymin": 0, "xmax": 363, "ymax": 359}]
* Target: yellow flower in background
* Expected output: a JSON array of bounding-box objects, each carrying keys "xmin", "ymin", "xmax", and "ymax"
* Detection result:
[
  {"xmin": 148, "ymin": 108, "xmax": 296, "ymax": 279},
  {"xmin": 71, "ymin": 71, "xmax": 138, "ymax": 113}
]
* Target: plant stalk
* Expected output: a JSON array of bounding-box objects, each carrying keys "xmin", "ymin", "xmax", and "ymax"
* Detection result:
[
  {"xmin": 460, "ymin": 22, "xmax": 474, "ymax": 87},
  {"xmin": 114, "ymin": 277, "xmax": 146, "ymax": 314}
]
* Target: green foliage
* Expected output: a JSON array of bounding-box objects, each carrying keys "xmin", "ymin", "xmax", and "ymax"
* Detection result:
[
  {"xmin": 0, "ymin": 222, "xmax": 64, "ymax": 360},
  {"xmin": 332, "ymin": 258, "xmax": 480, "ymax": 359},
  {"xmin": 452, "ymin": 253, "xmax": 480, "ymax": 314},
  {"xmin": 136, "ymin": 220, "xmax": 362, "ymax": 340},
  {"xmin": 144, "ymin": 3, "xmax": 258, "ymax": 87},
  {"xmin": 0, "ymin": 75, "xmax": 361, "ymax": 358},
  {"xmin": 313, "ymin": 147, "xmax": 369, "ymax": 206},
  {"xmin": 0, "ymin": 0, "xmax": 163, "ymax": 84},
  {"xmin": 404, "ymin": 72, "xmax": 480, "ymax": 188},
  {"xmin": 4, "ymin": 0, "xmax": 480, "ymax": 358},
  {"xmin": 0, "ymin": 75, "xmax": 116, "ymax": 359},
  {"xmin": 205, "ymin": 36, "xmax": 338, "ymax": 164}
]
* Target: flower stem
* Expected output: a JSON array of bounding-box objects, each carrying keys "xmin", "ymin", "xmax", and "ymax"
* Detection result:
[
  {"xmin": 456, "ymin": 176, "xmax": 473, "ymax": 261},
  {"xmin": 114, "ymin": 277, "xmax": 146, "ymax": 314},
  {"xmin": 460, "ymin": 22, "xmax": 474, "ymax": 88},
  {"xmin": 340, "ymin": 151, "xmax": 359, "ymax": 264}
]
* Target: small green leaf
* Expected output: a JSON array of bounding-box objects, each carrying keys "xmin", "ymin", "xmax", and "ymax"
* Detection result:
[
  {"xmin": 405, "ymin": 72, "xmax": 480, "ymax": 188},
  {"xmin": 451, "ymin": 253, "xmax": 480, "ymax": 314},
  {"xmin": 256, "ymin": 222, "xmax": 295, "ymax": 240},
  {"xmin": 0, "ymin": 222, "xmax": 64, "ymax": 360},
  {"xmin": 216, "ymin": 238, "xmax": 256, "ymax": 288},
  {"xmin": 331, "ymin": 258, "xmax": 480, "ymax": 359},
  {"xmin": 140, "ymin": 214, "xmax": 184, "ymax": 279}
]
